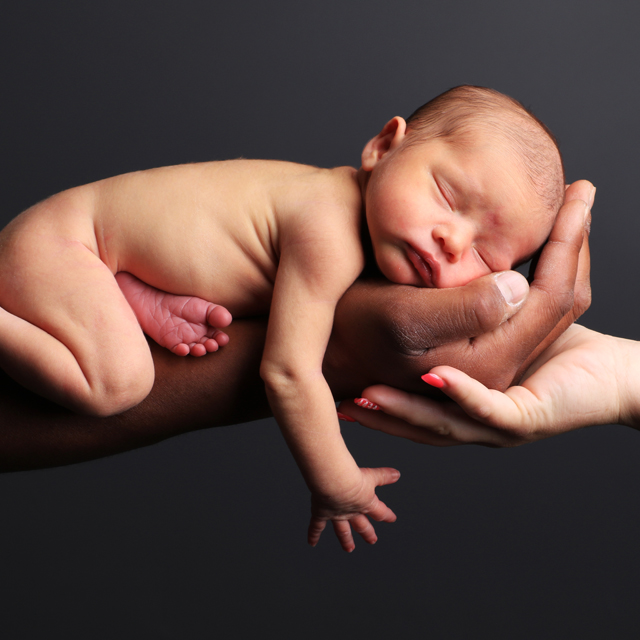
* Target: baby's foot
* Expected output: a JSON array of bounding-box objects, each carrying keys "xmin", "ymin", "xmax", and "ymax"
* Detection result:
[{"xmin": 116, "ymin": 272, "xmax": 232, "ymax": 356}]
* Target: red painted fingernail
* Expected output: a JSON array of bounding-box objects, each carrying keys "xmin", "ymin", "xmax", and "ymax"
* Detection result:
[
  {"xmin": 354, "ymin": 398, "xmax": 380, "ymax": 410},
  {"xmin": 337, "ymin": 412, "xmax": 356, "ymax": 422},
  {"xmin": 421, "ymin": 373, "xmax": 445, "ymax": 388}
]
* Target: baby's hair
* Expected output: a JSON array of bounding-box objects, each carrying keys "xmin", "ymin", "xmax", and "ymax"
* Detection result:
[{"xmin": 405, "ymin": 85, "xmax": 565, "ymax": 215}]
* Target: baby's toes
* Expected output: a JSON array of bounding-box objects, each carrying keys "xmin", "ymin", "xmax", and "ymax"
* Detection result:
[
  {"xmin": 171, "ymin": 343, "xmax": 190, "ymax": 357},
  {"xmin": 203, "ymin": 338, "xmax": 220, "ymax": 353},
  {"xmin": 190, "ymin": 343, "xmax": 208, "ymax": 357},
  {"xmin": 212, "ymin": 329, "xmax": 229, "ymax": 346},
  {"xmin": 207, "ymin": 305, "xmax": 232, "ymax": 329}
]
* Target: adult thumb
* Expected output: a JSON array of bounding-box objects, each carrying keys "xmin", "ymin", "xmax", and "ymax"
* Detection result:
[
  {"xmin": 458, "ymin": 270, "xmax": 530, "ymax": 336},
  {"xmin": 492, "ymin": 270, "xmax": 530, "ymax": 321},
  {"xmin": 398, "ymin": 270, "xmax": 530, "ymax": 351}
]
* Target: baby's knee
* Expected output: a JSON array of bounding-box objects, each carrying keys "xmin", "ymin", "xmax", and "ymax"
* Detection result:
[{"xmin": 77, "ymin": 361, "xmax": 155, "ymax": 417}]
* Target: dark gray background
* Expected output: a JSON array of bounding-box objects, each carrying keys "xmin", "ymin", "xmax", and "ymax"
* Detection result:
[{"xmin": 2, "ymin": 1, "xmax": 640, "ymax": 638}]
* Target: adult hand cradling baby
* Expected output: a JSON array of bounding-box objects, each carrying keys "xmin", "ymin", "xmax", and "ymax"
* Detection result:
[
  {"xmin": 340, "ymin": 180, "xmax": 595, "ymax": 446},
  {"xmin": 0, "ymin": 181, "xmax": 592, "ymax": 470}
]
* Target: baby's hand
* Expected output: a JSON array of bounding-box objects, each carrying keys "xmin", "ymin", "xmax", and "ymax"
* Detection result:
[{"xmin": 308, "ymin": 467, "xmax": 400, "ymax": 552}]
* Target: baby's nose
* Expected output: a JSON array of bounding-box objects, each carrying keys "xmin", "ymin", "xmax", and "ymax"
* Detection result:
[{"xmin": 433, "ymin": 224, "xmax": 472, "ymax": 263}]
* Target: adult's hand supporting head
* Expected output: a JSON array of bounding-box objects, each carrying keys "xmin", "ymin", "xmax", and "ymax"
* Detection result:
[
  {"xmin": 336, "ymin": 180, "xmax": 594, "ymax": 443},
  {"xmin": 324, "ymin": 270, "xmax": 530, "ymax": 397}
]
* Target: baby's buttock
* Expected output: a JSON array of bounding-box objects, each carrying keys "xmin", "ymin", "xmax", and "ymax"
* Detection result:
[{"xmin": 0, "ymin": 186, "xmax": 101, "ymax": 266}]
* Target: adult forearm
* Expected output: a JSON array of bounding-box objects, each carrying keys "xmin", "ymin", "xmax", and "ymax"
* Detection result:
[
  {"xmin": 0, "ymin": 318, "xmax": 271, "ymax": 472},
  {"xmin": 0, "ymin": 294, "xmax": 406, "ymax": 473}
]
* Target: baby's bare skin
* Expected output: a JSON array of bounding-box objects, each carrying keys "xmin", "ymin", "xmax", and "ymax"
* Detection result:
[
  {"xmin": 0, "ymin": 116, "xmax": 554, "ymax": 552},
  {"xmin": 115, "ymin": 272, "xmax": 232, "ymax": 357},
  {"xmin": 94, "ymin": 160, "xmax": 294, "ymax": 316},
  {"xmin": 0, "ymin": 159, "xmax": 362, "ymax": 412},
  {"xmin": 0, "ymin": 157, "xmax": 394, "ymax": 551}
]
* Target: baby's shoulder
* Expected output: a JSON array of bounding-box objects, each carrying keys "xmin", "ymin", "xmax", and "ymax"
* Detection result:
[
  {"xmin": 273, "ymin": 164, "xmax": 365, "ymax": 279},
  {"xmin": 271, "ymin": 163, "xmax": 362, "ymax": 222}
]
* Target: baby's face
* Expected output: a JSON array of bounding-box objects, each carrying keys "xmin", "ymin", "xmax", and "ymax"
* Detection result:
[{"xmin": 363, "ymin": 128, "xmax": 552, "ymax": 288}]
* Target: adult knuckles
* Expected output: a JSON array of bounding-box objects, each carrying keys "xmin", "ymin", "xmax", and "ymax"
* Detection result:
[
  {"xmin": 384, "ymin": 293, "xmax": 442, "ymax": 355},
  {"xmin": 463, "ymin": 281, "xmax": 510, "ymax": 334},
  {"xmin": 388, "ymin": 315, "xmax": 440, "ymax": 356},
  {"xmin": 531, "ymin": 284, "xmax": 575, "ymax": 322},
  {"xmin": 383, "ymin": 278, "xmax": 510, "ymax": 356}
]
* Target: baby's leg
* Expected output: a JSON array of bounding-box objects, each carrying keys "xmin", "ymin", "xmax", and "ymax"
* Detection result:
[
  {"xmin": 0, "ymin": 211, "xmax": 154, "ymax": 416},
  {"xmin": 116, "ymin": 272, "xmax": 232, "ymax": 357}
]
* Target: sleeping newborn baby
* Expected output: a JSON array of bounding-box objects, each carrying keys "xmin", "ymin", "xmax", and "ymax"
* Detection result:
[{"xmin": 0, "ymin": 85, "xmax": 564, "ymax": 550}]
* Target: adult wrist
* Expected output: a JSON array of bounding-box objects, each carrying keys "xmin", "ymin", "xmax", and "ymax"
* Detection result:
[{"xmin": 616, "ymin": 336, "xmax": 640, "ymax": 429}]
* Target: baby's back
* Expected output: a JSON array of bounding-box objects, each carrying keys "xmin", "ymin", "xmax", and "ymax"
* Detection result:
[
  {"xmin": 92, "ymin": 160, "xmax": 282, "ymax": 316},
  {"xmin": 83, "ymin": 159, "xmax": 358, "ymax": 317}
]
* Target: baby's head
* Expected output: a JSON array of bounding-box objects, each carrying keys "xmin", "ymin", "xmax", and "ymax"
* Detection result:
[{"xmin": 359, "ymin": 85, "xmax": 565, "ymax": 288}]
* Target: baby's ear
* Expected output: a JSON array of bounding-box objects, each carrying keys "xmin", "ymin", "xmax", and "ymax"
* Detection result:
[{"xmin": 361, "ymin": 116, "xmax": 407, "ymax": 171}]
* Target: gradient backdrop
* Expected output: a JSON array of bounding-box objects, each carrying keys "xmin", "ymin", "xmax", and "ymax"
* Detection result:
[{"xmin": 2, "ymin": 1, "xmax": 640, "ymax": 638}]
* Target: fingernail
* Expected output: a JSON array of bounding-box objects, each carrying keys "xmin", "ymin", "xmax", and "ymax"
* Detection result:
[
  {"xmin": 337, "ymin": 412, "xmax": 356, "ymax": 422},
  {"xmin": 494, "ymin": 271, "xmax": 528, "ymax": 306},
  {"xmin": 354, "ymin": 397, "xmax": 380, "ymax": 410},
  {"xmin": 589, "ymin": 186, "xmax": 596, "ymax": 208},
  {"xmin": 421, "ymin": 373, "xmax": 444, "ymax": 388}
]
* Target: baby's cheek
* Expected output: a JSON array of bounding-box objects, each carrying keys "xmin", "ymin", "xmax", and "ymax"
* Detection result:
[{"xmin": 376, "ymin": 247, "xmax": 419, "ymax": 287}]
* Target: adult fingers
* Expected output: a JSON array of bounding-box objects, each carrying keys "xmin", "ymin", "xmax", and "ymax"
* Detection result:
[
  {"xmin": 425, "ymin": 366, "xmax": 526, "ymax": 430},
  {"xmin": 565, "ymin": 179, "xmax": 595, "ymax": 205},
  {"xmin": 355, "ymin": 386, "xmax": 517, "ymax": 447},
  {"xmin": 526, "ymin": 180, "xmax": 593, "ymax": 305},
  {"xmin": 573, "ymin": 223, "xmax": 592, "ymax": 317},
  {"xmin": 390, "ymin": 269, "xmax": 530, "ymax": 355},
  {"xmin": 402, "ymin": 180, "xmax": 592, "ymax": 354},
  {"xmin": 340, "ymin": 397, "xmax": 463, "ymax": 446},
  {"xmin": 481, "ymin": 187, "xmax": 592, "ymax": 379},
  {"xmin": 513, "ymin": 225, "xmax": 592, "ymax": 383}
]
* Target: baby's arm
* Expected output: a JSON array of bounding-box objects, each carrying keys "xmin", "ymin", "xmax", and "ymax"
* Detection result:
[{"xmin": 260, "ymin": 219, "xmax": 399, "ymax": 552}]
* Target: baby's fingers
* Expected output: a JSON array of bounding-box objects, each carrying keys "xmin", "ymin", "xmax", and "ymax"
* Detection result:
[
  {"xmin": 350, "ymin": 514, "xmax": 378, "ymax": 545},
  {"xmin": 365, "ymin": 497, "xmax": 398, "ymax": 524},
  {"xmin": 361, "ymin": 466, "xmax": 401, "ymax": 488},
  {"xmin": 332, "ymin": 520, "xmax": 356, "ymax": 553},
  {"xmin": 308, "ymin": 517, "xmax": 327, "ymax": 547}
]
